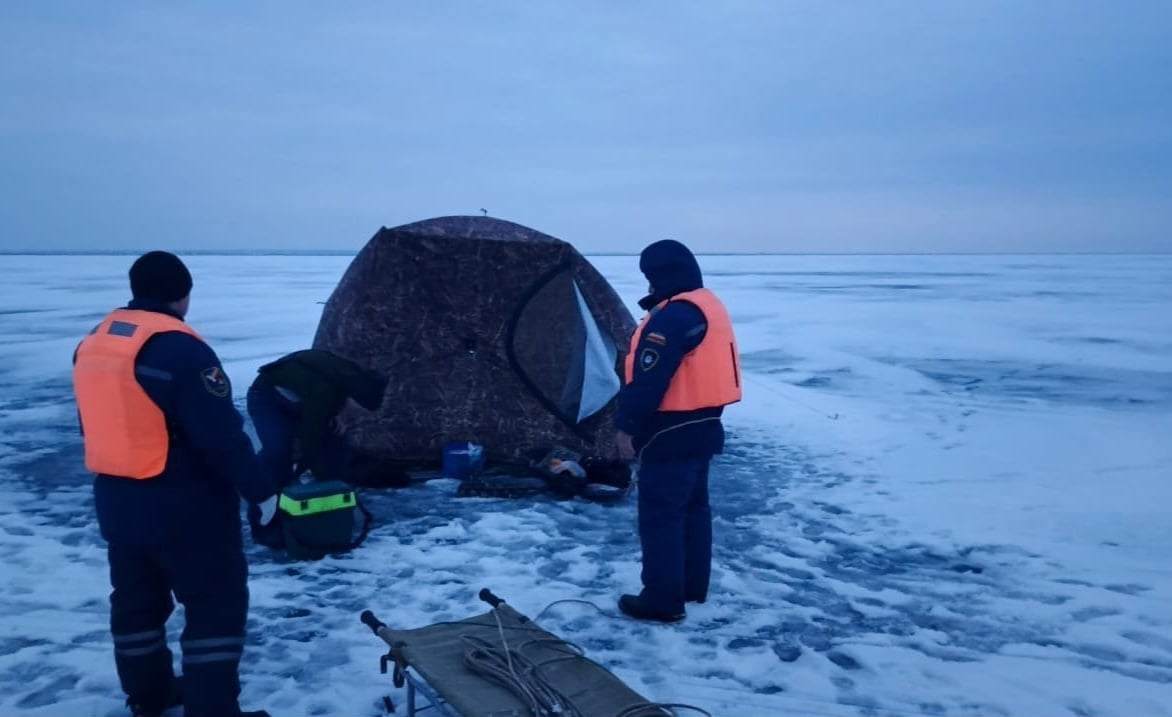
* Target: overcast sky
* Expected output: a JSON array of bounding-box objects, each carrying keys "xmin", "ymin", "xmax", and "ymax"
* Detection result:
[{"xmin": 1, "ymin": 2, "xmax": 1169, "ymax": 254}]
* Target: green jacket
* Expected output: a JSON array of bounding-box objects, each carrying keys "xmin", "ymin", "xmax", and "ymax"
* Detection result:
[{"xmin": 254, "ymin": 349, "xmax": 386, "ymax": 476}]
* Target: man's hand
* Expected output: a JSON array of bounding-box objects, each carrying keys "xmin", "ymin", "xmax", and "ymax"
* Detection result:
[
  {"xmin": 258, "ymin": 494, "xmax": 279, "ymax": 526},
  {"xmin": 332, "ymin": 397, "xmax": 364, "ymax": 436},
  {"xmin": 615, "ymin": 431, "xmax": 636, "ymax": 461}
]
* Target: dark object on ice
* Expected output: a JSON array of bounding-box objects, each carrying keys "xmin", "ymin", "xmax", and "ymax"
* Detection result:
[
  {"xmin": 452, "ymin": 447, "xmax": 632, "ymax": 503},
  {"xmin": 527, "ymin": 447, "xmax": 633, "ymax": 503},
  {"xmin": 314, "ymin": 216, "xmax": 636, "ymax": 473},
  {"xmin": 581, "ymin": 455, "xmax": 634, "ymax": 490}
]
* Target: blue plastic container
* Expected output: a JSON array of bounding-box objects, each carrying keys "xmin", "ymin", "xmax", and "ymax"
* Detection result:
[{"xmin": 441, "ymin": 441, "xmax": 485, "ymax": 479}]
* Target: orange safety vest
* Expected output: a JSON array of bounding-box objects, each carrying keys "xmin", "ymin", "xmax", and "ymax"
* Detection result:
[
  {"xmin": 72, "ymin": 309, "xmax": 203, "ymax": 479},
  {"xmin": 624, "ymin": 288, "xmax": 742, "ymax": 411}
]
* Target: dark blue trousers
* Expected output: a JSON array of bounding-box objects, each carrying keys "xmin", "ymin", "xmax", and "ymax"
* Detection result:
[
  {"xmin": 246, "ymin": 383, "xmax": 350, "ymax": 489},
  {"xmin": 636, "ymin": 458, "xmax": 712, "ymax": 614},
  {"xmin": 108, "ymin": 538, "xmax": 248, "ymax": 717},
  {"xmin": 246, "ymin": 384, "xmax": 301, "ymax": 491}
]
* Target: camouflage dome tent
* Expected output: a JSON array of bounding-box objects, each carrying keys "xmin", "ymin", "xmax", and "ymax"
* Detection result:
[{"xmin": 313, "ymin": 216, "xmax": 636, "ymax": 479}]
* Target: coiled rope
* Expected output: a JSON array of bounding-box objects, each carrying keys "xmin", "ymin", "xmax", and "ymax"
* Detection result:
[{"xmin": 459, "ymin": 603, "xmax": 712, "ymax": 717}]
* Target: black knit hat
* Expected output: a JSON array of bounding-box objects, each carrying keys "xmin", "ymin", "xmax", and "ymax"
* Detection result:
[{"xmin": 129, "ymin": 251, "xmax": 193, "ymax": 302}]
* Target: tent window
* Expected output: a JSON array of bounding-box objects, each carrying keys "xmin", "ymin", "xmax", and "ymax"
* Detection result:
[
  {"xmin": 573, "ymin": 281, "xmax": 619, "ymax": 422},
  {"xmin": 509, "ymin": 269, "xmax": 619, "ymax": 427}
]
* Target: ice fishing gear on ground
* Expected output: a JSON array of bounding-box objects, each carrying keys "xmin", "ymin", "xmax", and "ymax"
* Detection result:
[{"xmin": 254, "ymin": 478, "xmax": 373, "ymax": 560}]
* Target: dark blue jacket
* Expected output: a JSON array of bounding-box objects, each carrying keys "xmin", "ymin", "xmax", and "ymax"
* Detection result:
[
  {"xmin": 84, "ymin": 300, "xmax": 273, "ymax": 547},
  {"xmin": 615, "ymin": 241, "xmax": 725, "ymax": 463}
]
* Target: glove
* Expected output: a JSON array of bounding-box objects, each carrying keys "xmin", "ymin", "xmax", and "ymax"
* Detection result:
[{"xmin": 257, "ymin": 494, "xmax": 279, "ymax": 526}]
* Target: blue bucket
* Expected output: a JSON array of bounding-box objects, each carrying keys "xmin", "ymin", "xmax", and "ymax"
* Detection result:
[{"xmin": 442, "ymin": 441, "xmax": 485, "ymax": 479}]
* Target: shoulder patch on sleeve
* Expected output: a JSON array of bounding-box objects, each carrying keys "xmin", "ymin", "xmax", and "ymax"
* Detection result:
[
  {"xmin": 645, "ymin": 331, "xmax": 667, "ymax": 346},
  {"xmin": 200, "ymin": 366, "xmax": 231, "ymax": 397},
  {"xmin": 639, "ymin": 348, "xmax": 660, "ymax": 371}
]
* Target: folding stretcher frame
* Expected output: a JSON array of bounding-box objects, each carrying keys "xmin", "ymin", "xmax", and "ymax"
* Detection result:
[{"xmin": 362, "ymin": 590, "xmax": 670, "ymax": 717}]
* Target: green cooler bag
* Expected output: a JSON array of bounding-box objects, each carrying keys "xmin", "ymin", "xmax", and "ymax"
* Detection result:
[{"xmin": 278, "ymin": 480, "xmax": 372, "ymax": 560}]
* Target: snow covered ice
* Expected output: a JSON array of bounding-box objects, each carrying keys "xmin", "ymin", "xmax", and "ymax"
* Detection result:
[{"xmin": 1, "ymin": 252, "xmax": 1170, "ymax": 716}]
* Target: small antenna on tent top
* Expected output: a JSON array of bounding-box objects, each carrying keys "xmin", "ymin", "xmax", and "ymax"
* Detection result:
[{"xmin": 480, "ymin": 208, "xmax": 488, "ymax": 216}]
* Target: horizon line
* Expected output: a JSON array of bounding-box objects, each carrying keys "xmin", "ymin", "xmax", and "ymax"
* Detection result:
[{"xmin": 2, "ymin": 250, "xmax": 1171, "ymax": 258}]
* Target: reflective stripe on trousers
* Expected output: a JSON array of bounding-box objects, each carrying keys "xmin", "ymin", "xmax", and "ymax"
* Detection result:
[
  {"xmin": 113, "ymin": 627, "xmax": 168, "ymax": 658},
  {"xmin": 181, "ymin": 635, "xmax": 245, "ymax": 665}
]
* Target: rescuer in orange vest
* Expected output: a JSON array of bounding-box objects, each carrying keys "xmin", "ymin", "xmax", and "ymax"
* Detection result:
[
  {"xmin": 614, "ymin": 239, "xmax": 742, "ymax": 623},
  {"xmin": 72, "ymin": 251, "xmax": 276, "ymax": 717}
]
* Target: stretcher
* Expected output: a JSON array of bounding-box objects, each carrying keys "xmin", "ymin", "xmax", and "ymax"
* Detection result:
[{"xmin": 361, "ymin": 589, "xmax": 678, "ymax": 717}]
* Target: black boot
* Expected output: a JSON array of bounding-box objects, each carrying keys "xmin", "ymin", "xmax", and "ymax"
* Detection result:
[
  {"xmin": 618, "ymin": 593, "xmax": 685, "ymax": 624},
  {"xmin": 127, "ymin": 695, "xmax": 179, "ymax": 717},
  {"xmin": 127, "ymin": 676, "xmax": 182, "ymax": 717}
]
